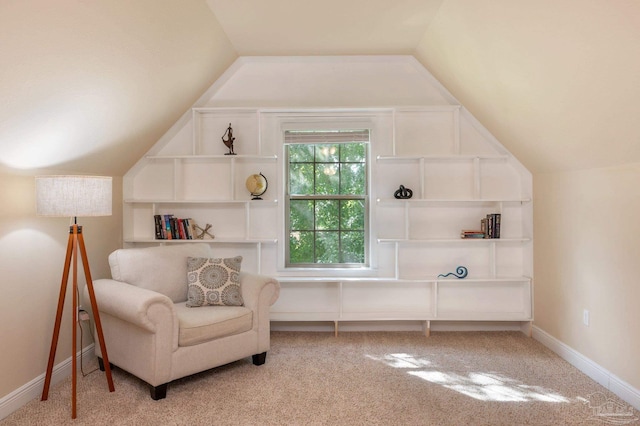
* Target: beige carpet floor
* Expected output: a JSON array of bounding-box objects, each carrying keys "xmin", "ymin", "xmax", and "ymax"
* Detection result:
[{"xmin": 3, "ymin": 331, "xmax": 639, "ymax": 425}]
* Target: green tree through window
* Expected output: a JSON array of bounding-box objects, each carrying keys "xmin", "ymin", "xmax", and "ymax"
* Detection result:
[{"xmin": 286, "ymin": 131, "xmax": 368, "ymax": 267}]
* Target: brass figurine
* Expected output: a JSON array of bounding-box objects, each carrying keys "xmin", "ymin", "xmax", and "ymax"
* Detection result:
[
  {"xmin": 222, "ymin": 123, "xmax": 236, "ymax": 155},
  {"xmin": 193, "ymin": 223, "xmax": 215, "ymax": 240}
]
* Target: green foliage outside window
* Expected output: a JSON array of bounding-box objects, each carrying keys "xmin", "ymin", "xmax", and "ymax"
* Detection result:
[{"xmin": 287, "ymin": 142, "xmax": 367, "ymax": 266}]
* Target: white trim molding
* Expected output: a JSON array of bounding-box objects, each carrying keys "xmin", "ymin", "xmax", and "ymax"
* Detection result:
[
  {"xmin": 0, "ymin": 344, "xmax": 95, "ymax": 421},
  {"xmin": 532, "ymin": 326, "xmax": 640, "ymax": 411}
]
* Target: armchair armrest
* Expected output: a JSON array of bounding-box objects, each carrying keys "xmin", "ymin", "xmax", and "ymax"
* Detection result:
[
  {"xmin": 238, "ymin": 272, "xmax": 279, "ymax": 348},
  {"xmin": 87, "ymin": 279, "xmax": 178, "ymax": 334},
  {"xmin": 239, "ymin": 272, "xmax": 280, "ymax": 311},
  {"xmin": 84, "ymin": 279, "xmax": 179, "ymax": 386}
]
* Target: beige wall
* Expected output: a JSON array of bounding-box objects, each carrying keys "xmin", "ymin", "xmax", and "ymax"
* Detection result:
[
  {"xmin": 0, "ymin": 0, "xmax": 237, "ymax": 402},
  {"xmin": 0, "ymin": 174, "xmax": 122, "ymax": 398},
  {"xmin": 534, "ymin": 164, "xmax": 640, "ymax": 389}
]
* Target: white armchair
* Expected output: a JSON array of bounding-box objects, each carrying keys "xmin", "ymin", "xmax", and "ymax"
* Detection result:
[{"xmin": 84, "ymin": 244, "xmax": 280, "ymax": 400}]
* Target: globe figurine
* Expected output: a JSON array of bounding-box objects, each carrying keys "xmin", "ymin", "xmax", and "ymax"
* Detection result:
[{"xmin": 246, "ymin": 173, "xmax": 268, "ymax": 200}]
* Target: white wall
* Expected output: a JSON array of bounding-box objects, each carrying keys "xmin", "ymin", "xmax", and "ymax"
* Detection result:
[{"xmin": 205, "ymin": 56, "xmax": 454, "ymax": 107}]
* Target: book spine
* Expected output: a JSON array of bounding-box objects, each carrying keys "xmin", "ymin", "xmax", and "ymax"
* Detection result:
[
  {"xmin": 154, "ymin": 215, "xmax": 163, "ymax": 239},
  {"xmin": 184, "ymin": 218, "xmax": 193, "ymax": 239},
  {"xmin": 189, "ymin": 219, "xmax": 198, "ymax": 239},
  {"xmin": 494, "ymin": 213, "xmax": 501, "ymax": 239},
  {"xmin": 177, "ymin": 219, "xmax": 186, "ymax": 240},
  {"xmin": 170, "ymin": 217, "xmax": 178, "ymax": 239},
  {"xmin": 164, "ymin": 215, "xmax": 173, "ymax": 240}
]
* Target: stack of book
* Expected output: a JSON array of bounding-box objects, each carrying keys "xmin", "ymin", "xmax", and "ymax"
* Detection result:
[
  {"xmin": 154, "ymin": 215, "xmax": 194, "ymax": 240},
  {"xmin": 460, "ymin": 213, "xmax": 501, "ymax": 239},
  {"xmin": 460, "ymin": 230, "xmax": 486, "ymax": 239},
  {"xmin": 482, "ymin": 213, "xmax": 501, "ymax": 239}
]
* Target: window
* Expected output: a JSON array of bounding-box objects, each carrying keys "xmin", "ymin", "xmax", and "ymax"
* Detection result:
[{"xmin": 285, "ymin": 129, "xmax": 369, "ymax": 267}]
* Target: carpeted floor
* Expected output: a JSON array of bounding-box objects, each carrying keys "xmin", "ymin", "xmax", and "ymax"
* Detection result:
[{"xmin": 3, "ymin": 331, "xmax": 639, "ymax": 425}]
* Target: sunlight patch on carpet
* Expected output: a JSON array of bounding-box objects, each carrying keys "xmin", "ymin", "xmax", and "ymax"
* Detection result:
[
  {"xmin": 410, "ymin": 371, "xmax": 569, "ymax": 402},
  {"xmin": 366, "ymin": 353, "xmax": 433, "ymax": 369},
  {"xmin": 368, "ymin": 353, "xmax": 569, "ymax": 403}
]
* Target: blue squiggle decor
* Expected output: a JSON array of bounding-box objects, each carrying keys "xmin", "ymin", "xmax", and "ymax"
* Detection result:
[{"xmin": 438, "ymin": 266, "xmax": 468, "ymax": 279}]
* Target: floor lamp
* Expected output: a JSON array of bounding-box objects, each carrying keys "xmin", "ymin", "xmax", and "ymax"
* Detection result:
[{"xmin": 36, "ymin": 175, "xmax": 115, "ymax": 419}]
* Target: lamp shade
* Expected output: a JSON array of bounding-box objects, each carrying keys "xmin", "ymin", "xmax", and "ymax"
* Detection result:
[{"xmin": 36, "ymin": 175, "xmax": 112, "ymax": 217}]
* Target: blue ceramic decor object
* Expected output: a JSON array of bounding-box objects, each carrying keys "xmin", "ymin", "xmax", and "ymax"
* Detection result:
[{"xmin": 438, "ymin": 266, "xmax": 468, "ymax": 279}]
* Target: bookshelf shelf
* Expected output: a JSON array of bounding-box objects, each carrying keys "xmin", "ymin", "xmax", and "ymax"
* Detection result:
[
  {"xmin": 377, "ymin": 238, "xmax": 531, "ymax": 244},
  {"xmin": 124, "ymin": 238, "xmax": 278, "ymax": 244}
]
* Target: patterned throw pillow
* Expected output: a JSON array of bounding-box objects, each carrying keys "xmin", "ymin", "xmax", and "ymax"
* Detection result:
[{"xmin": 186, "ymin": 256, "xmax": 243, "ymax": 307}]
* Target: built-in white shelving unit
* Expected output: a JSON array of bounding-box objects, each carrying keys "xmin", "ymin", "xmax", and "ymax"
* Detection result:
[{"xmin": 123, "ymin": 105, "xmax": 533, "ymax": 336}]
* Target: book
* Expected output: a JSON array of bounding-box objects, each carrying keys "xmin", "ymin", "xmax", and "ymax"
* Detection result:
[
  {"xmin": 154, "ymin": 215, "xmax": 164, "ymax": 239},
  {"xmin": 184, "ymin": 218, "xmax": 193, "ymax": 239},
  {"xmin": 461, "ymin": 230, "xmax": 485, "ymax": 239},
  {"xmin": 494, "ymin": 213, "xmax": 501, "ymax": 238},
  {"xmin": 177, "ymin": 218, "xmax": 186, "ymax": 240},
  {"xmin": 485, "ymin": 213, "xmax": 502, "ymax": 238},
  {"xmin": 164, "ymin": 215, "xmax": 173, "ymax": 240}
]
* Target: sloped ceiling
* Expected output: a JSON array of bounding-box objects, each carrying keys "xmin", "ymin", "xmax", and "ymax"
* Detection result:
[
  {"xmin": 205, "ymin": 0, "xmax": 445, "ymax": 55},
  {"xmin": 415, "ymin": 0, "xmax": 640, "ymax": 173},
  {"xmin": 0, "ymin": 0, "xmax": 237, "ymax": 176},
  {"xmin": 1, "ymin": 0, "xmax": 638, "ymax": 176}
]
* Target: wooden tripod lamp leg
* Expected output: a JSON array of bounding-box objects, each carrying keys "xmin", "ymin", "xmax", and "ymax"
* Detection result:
[
  {"xmin": 71, "ymin": 227, "xmax": 78, "ymax": 419},
  {"xmin": 41, "ymin": 232, "xmax": 74, "ymax": 402}
]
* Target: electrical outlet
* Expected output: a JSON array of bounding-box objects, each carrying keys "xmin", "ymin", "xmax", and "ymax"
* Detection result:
[
  {"xmin": 78, "ymin": 309, "xmax": 90, "ymax": 322},
  {"xmin": 583, "ymin": 309, "xmax": 590, "ymax": 326}
]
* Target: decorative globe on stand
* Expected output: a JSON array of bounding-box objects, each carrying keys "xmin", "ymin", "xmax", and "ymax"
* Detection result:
[{"xmin": 246, "ymin": 173, "xmax": 268, "ymax": 200}]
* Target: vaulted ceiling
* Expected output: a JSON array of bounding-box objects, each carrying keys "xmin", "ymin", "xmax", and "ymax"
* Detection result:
[
  {"xmin": 1, "ymin": 0, "xmax": 639, "ymax": 175},
  {"xmin": 206, "ymin": 0, "xmax": 445, "ymax": 55}
]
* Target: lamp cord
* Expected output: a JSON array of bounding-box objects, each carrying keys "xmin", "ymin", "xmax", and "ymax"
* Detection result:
[{"xmin": 76, "ymin": 286, "xmax": 99, "ymax": 377}]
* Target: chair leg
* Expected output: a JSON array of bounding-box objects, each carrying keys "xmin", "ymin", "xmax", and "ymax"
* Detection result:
[
  {"xmin": 150, "ymin": 383, "xmax": 168, "ymax": 400},
  {"xmin": 97, "ymin": 357, "xmax": 114, "ymax": 372},
  {"xmin": 252, "ymin": 352, "xmax": 267, "ymax": 365}
]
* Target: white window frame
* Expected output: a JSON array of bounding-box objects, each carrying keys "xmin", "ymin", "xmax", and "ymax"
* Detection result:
[{"xmin": 279, "ymin": 120, "xmax": 373, "ymax": 271}]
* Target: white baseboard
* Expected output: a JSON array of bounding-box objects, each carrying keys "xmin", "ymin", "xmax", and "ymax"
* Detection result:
[
  {"xmin": 532, "ymin": 326, "xmax": 640, "ymax": 411},
  {"xmin": 0, "ymin": 344, "xmax": 95, "ymax": 421}
]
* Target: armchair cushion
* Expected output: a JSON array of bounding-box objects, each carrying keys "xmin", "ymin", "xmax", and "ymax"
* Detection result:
[
  {"xmin": 186, "ymin": 256, "xmax": 243, "ymax": 307},
  {"xmin": 174, "ymin": 303, "xmax": 252, "ymax": 346}
]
